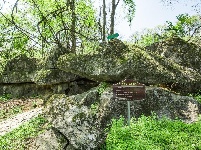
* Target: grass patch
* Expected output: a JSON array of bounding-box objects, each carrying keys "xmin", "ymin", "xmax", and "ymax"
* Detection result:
[
  {"xmin": 0, "ymin": 115, "xmax": 49, "ymax": 150},
  {"xmin": 104, "ymin": 115, "xmax": 201, "ymax": 150}
]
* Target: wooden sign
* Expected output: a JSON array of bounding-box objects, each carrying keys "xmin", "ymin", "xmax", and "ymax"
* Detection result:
[{"xmin": 113, "ymin": 79, "xmax": 145, "ymax": 100}]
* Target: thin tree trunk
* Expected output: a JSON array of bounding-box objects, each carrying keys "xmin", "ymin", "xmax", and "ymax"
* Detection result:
[
  {"xmin": 103, "ymin": 0, "xmax": 106, "ymax": 41},
  {"xmin": 70, "ymin": 0, "xmax": 76, "ymax": 52},
  {"xmin": 98, "ymin": 7, "xmax": 103, "ymax": 40},
  {"xmin": 110, "ymin": 0, "xmax": 115, "ymax": 35},
  {"xmin": 110, "ymin": 0, "xmax": 120, "ymax": 35}
]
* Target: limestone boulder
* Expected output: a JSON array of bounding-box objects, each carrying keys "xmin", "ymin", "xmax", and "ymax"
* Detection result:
[
  {"xmin": 44, "ymin": 86, "xmax": 201, "ymax": 149},
  {"xmin": 33, "ymin": 44, "xmax": 78, "ymax": 85},
  {"xmin": 29, "ymin": 128, "xmax": 68, "ymax": 150},
  {"xmin": 0, "ymin": 83, "xmax": 52, "ymax": 97},
  {"xmin": 146, "ymin": 37, "xmax": 201, "ymax": 72},
  {"xmin": 0, "ymin": 54, "xmax": 38, "ymax": 83},
  {"xmin": 45, "ymin": 88, "xmax": 102, "ymax": 150},
  {"xmin": 42, "ymin": 44, "xmax": 70, "ymax": 69},
  {"xmin": 33, "ymin": 69, "xmax": 77, "ymax": 85},
  {"xmin": 57, "ymin": 38, "xmax": 201, "ymax": 93}
]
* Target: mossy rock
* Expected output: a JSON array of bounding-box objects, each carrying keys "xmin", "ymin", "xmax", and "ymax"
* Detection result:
[
  {"xmin": 33, "ymin": 68, "xmax": 78, "ymax": 85},
  {"xmin": 0, "ymin": 54, "xmax": 38, "ymax": 83},
  {"xmin": 57, "ymin": 39, "xmax": 201, "ymax": 93},
  {"xmin": 72, "ymin": 112, "xmax": 87, "ymax": 122},
  {"xmin": 146, "ymin": 37, "xmax": 201, "ymax": 72}
]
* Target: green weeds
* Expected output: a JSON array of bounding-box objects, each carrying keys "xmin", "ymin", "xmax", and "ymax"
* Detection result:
[
  {"xmin": 0, "ymin": 115, "xmax": 49, "ymax": 150},
  {"xmin": 194, "ymin": 94, "xmax": 201, "ymax": 104},
  {"xmin": 105, "ymin": 115, "xmax": 201, "ymax": 150},
  {"xmin": 97, "ymin": 82, "xmax": 109, "ymax": 95},
  {"xmin": 90, "ymin": 102, "xmax": 99, "ymax": 115},
  {"xmin": 189, "ymin": 92, "xmax": 201, "ymax": 104},
  {"xmin": 0, "ymin": 94, "xmax": 12, "ymax": 102}
]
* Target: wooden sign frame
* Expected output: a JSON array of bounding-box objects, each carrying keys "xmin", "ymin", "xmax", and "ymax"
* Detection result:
[{"xmin": 113, "ymin": 79, "xmax": 145, "ymax": 101}]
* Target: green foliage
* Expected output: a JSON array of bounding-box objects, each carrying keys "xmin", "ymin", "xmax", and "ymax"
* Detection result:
[
  {"xmin": 0, "ymin": 94, "xmax": 12, "ymax": 102},
  {"xmin": 105, "ymin": 115, "xmax": 201, "ymax": 150},
  {"xmin": 97, "ymin": 82, "xmax": 109, "ymax": 95},
  {"xmin": 0, "ymin": 10, "xmax": 36, "ymax": 59},
  {"xmin": 132, "ymin": 14, "xmax": 201, "ymax": 46},
  {"xmin": 194, "ymin": 94, "xmax": 201, "ymax": 104},
  {"xmin": 0, "ymin": 115, "xmax": 49, "ymax": 150},
  {"xmin": 0, "ymin": 0, "xmax": 99, "ymax": 59},
  {"xmin": 189, "ymin": 91, "xmax": 201, "ymax": 104},
  {"xmin": 132, "ymin": 26, "xmax": 164, "ymax": 46},
  {"xmin": 165, "ymin": 14, "xmax": 200, "ymax": 38},
  {"xmin": 123, "ymin": 0, "xmax": 136, "ymax": 26},
  {"xmin": 90, "ymin": 102, "xmax": 99, "ymax": 115}
]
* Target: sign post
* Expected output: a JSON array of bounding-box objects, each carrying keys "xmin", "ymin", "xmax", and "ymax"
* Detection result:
[
  {"xmin": 127, "ymin": 101, "xmax": 131, "ymax": 125},
  {"xmin": 113, "ymin": 79, "xmax": 145, "ymax": 125}
]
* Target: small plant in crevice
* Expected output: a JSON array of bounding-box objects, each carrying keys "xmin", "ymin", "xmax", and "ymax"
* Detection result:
[
  {"xmin": 189, "ymin": 91, "xmax": 201, "ymax": 104},
  {"xmin": 194, "ymin": 94, "xmax": 201, "ymax": 104},
  {"xmin": 90, "ymin": 102, "xmax": 99, "ymax": 116},
  {"xmin": 97, "ymin": 82, "xmax": 109, "ymax": 95},
  {"xmin": 32, "ymin": 100, "xmax": 38, "ymax": 108},
  {"xmin": 12, "ymin": 106, "xmax": 23, "ymax": 114}
]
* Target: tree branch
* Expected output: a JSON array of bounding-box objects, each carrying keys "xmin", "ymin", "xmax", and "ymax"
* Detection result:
[
  {"xmin": 115, "ymin": 0, "xmax": 121, "ymax": 8},
  {"xmin": 11, "ymin": 0, "xmax": 19, "ymax": 22},
  {"xmin": 187, "ymin": 25, "xmax": 201, "ymax": 42},
  {"xmin": 0, "ymin": 12, "xmax": 41, "ymax": 47}
]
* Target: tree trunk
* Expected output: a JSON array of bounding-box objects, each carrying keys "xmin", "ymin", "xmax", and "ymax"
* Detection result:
[
  {"xmin": 110, "ymin": 0, "xmax": 115, "ymax": 35},
  {"xmin": 70, "ymin": 0, "xmax": 76, "ymax": 52},
  {"xmin": 103, "ymin": 0, "xmax": 106, "ymax": 41},
  {"xmin": 98, "ymin": 7, "xmax": 103, "ymax": 40}
]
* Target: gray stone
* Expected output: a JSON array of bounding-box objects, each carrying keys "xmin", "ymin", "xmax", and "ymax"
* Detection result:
[
  {"xmin": 45, "ymin": 88, "xmax": 101, "ymax": 150},
  {"xmin": 100, "ymin": 87, "xmax": 201, "ymax": 124},
  {"xmin": 29, "ymin": 128, "xmax": 68, "ymax": 150},
  {"xmin": 57, "ymin": 38, "xmax": 201, "ymax": 94},
  {"xmin": 146, "ymin": 37, "xmax": 201, "ymax": 72},
  {"xmin": 32, "ymin": 69, "xmax": 78, "ymax": 85},
  {"xmin": 45, "ymin": 86, "xmax": 201, "ymax": 149},
  {"xmin": 0, "ymin": 54, "xmax": 38, "ymax": 83}
]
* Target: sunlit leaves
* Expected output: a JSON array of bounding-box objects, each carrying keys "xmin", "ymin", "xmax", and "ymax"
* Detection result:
[
  {"xmin": 131, "ymin": 14, "xmax": 201, "ymax": 47},
  {"xmin": 165, "ymin": 14, "xmax": 201, "ymax": 37},
  {"xmin": 0, "ymin": 0, "xmax": 99, "ymax": 58},
  {"xmin": 123, "ymin": 0, "xmax": 136, "ymax": 26}
]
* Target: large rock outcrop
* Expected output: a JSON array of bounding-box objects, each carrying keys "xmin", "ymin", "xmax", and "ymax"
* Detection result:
[
  {"xmin": 146, "ymin": 37, "xmax": 201, "ymax": 72},
  {"xmin": 0, "ymin": 47, "xmax": 89, "ymax": 97},
  {"xmin": 57, "ymin": 38, "xmax": 201, "ymax": 94},
  {"xmin": 0, "ymin": 54, "xmax": 38, "ymax": 83},
  {"xmin": 44, "ymin": 86, "xmax": 201, "ymax": 150},
  {"xmin": 33, "ymin": 69, "xmax": 77, "ymax": 85}
]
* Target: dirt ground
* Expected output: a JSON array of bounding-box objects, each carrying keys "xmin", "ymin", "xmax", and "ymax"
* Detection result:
[{"xmin": 0, "ymin": 98, "xmax": 44, "ymax": 121}]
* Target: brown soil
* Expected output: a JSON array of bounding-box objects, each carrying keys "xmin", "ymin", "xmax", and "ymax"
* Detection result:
[{"xmin": 0, "ymin": 98, "xmax": 44, "ymax": 121}]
